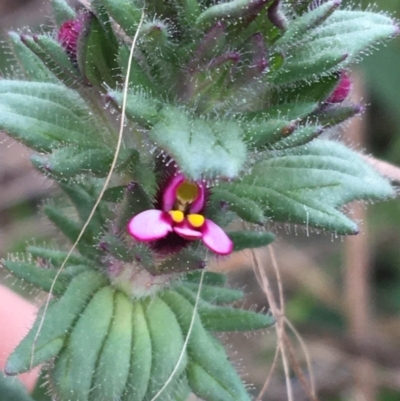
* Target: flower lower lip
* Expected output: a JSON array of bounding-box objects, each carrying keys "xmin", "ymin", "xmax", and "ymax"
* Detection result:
[{"xmin": 173, "ymin": 224, "xmax": 203, "ymax": 240}]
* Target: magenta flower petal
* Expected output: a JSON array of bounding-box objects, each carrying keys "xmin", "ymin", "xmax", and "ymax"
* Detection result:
[
  {"xmin": 174, "ymin": 222, "xmax": 203, "ymax": 240},
  {"xmin": 201, "ymin": 219, "xmax": 233, "ymax": 255},
  {"xmin": 162, "ymin": 174, "xmax": 185, "ymax": 211},
  {"xmin": 189, "ymin": 181, "xmax": 206, "ymax": 213},
  {"xmin": 127, "ymin": 210, "xmax": 172, "ymax": 241}
]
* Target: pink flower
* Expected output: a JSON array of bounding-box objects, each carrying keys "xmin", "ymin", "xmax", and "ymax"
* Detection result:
[
  {"xmin": 57, "ymin": 15, "xmax": 84, "ymax": 59},
  {"xmin": 326, "ymin": 71, "xmax": 352, "ymax": 103},
  {"xmin": 127, "ymin": 174, "xmax": 233, "ymax": 256}
]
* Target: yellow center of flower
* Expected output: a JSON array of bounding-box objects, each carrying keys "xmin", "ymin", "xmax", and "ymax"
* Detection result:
[
  {"xmin": 169, "ymin": 210, "xmax": 185, "ymax": 223},
  {"xmin": 176, "ymin": 181, "xmax": 198, "ymax": 210},
  {"xmin": 187, "ymin": 214, "xmax": 205, "ymax": 228},
  {"xmin": 169, "ymin": 180, "xmax": 206, "ymax": 229}
]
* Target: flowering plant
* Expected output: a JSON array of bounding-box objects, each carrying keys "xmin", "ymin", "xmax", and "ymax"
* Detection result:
[
  {"xmin": 128, "ymin": 173, "xmax": 233, "ymax": 255},
  {"xmin": 0, "ymin": 0, "xmax": 398, "ymax": 400}
]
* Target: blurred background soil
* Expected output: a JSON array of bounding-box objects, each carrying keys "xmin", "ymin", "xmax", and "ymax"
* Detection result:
[{"xmin": 1, "ymin": 1, "xmax": 400, "ymax": 401}]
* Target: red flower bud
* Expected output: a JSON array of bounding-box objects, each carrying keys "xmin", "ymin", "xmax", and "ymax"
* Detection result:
[
  {"xmin": 57, "ymin": 15, "xmax": 84, "ymax": 60},
  {"xmin": 327, "ymin": 71, "xmax": 352, "ymax": 103}
]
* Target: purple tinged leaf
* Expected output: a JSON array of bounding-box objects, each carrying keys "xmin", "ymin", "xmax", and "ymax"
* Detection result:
[{"xmin": 268, "ymin": 0, "xmax": 288, "ymax": 30}]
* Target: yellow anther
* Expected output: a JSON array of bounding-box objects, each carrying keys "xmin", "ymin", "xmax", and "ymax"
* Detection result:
[
  {"xmin": 187, "ymin": 214, "xmax": 205, "ymax": 228},
  {"xmin": 169, "ymin": 210, "xmax": 184, "ymax": 223},
  {"xmin": 177, "ymin": 181, "xmax": 198, "ymax": 203}
]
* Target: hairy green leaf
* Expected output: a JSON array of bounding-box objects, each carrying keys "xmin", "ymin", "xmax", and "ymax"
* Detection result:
[
  {"xmin": 217, "ymin": 140, "xmax": 394, "ymax": 234},
  {"xmin": 8, "ymin": 32, "xmax": 58, "ymax": 83},
  {"xmin": 149, "ymin": 106, "xmax": 247, "ymax": 179},
  {"xmin": 0, "ymin": 81, "xmax": 104, "ymax": 151},
  {"xmin": 272, "ymin": 10, "xmax": 398, "ymax": 85}
]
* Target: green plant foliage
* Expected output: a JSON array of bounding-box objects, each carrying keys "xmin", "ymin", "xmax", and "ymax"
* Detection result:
[
  {"xmin": 149, "ymin": 106, "xmax": 247, "ymax": 179},
  {"xmin": 32, "ymin": 147, "xmax": 137, "ymax": 181},
  {"xmin": 271, "ymin": 9, "xmax": 398, "ymax": 85},
  {"xmin": 0, "ymin": 374, "xmax": 36, "ymax": 401},
  {"xmin": 1, "ymin": 260, "xmax": 86, "ymax": 296},
  {"xmin": 6, "ymin": 271, "xmax": 107, "ymax": 374},
  {"xmin": 51, "ymin": 0, "xmax": 76, "ymax": 26},
  {"xmin": 228, "ymin": 230, "xmax": 275, "ymax": 251},
  {"xmin": 24, "ymin": 34, "xmax": 80, "ymax": 83},
  {"xmin": 77, "ymin": 12, "xmax": 120, "ymax": 88},
  {"xmin": 0, "ymin": 0, "xmax": 398, "ymax": 400},
  {"xmin": 0, "ymin": 81, "xmax": 105, "ymax": 151},
  {"xmin": 8, "ymin": 33, "xmax": 59, "ymax": 83},
  {"xmin": 215, "ymin": 140, "xmax": 394, "ymax": 234},
  {"xmin": 6, "ymin": 276, "xmax": 273, "ymax": 401}
]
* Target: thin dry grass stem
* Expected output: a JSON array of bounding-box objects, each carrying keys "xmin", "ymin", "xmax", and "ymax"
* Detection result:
[
  {"xmin": 251, "ymin": 248, "xmax": 293, "ymax": 401},
  {"xmin": 268, "ymin": 246, "xmax": 285, "ymax": 314},
  {"xmin": 255, "ymin": 344, "xmax": 281, "ymax": 401},
  {"xmin": 283, "ymin": 332, "xmax": 320, "ymax": 401},
  {"xmin": 271, "ymin": 244, "xmax": 318, "ymax": 401},
  {"xmin": 284, "ymin": 317, "xmax": 317, "ymax": 398},
  {"xmin": 29, "ymin": 10, "xmax": 146, "ymax": 370},
  {"xmin": 253, "ymin": 246, "xmax": 319, "ymax": 401}
]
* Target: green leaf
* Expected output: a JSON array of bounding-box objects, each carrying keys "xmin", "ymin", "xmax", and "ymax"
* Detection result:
[
  {"xmin": 196, "ymin": 0, "xmax": 264, "ymax": 29},
  {"xmin": 228, "ymin": 230, "xmax": 275, "ymax": 252},
  {"xmin": 114, "ymin": 182, "xmax": 153, "ymax": 232},
  {"xmin": 28, "ymin": 34, "xmax": 80, "ymax": 83},
  {"xmin": 51, "ymin": 0, "xmax": 76, "ymax": 26},
  {"xmin": 172, "ymin": 0, "xmax": 202, "ymax": 33},
  {"xmin": 31, "ymin": 147, "xmax": 136, "ymax": 180},
  {"xmin": 117, "ymin": 43, "xmax": 157, "ymax": 94},
  {"xmin": 175, "ymin": 285, "xmax": 274, "ymax": 331},
  {"xmin": 271, "ymin": 49, "xmax": 347, "ymax": 86},
  {"xmin": 52, "ymin": 286, "xmax": 115, "ymax": 401},
  {"xmin": 150, "ymin": 106, "xmax": 246, "ymax": 180},
  {"xmin": 90, "ymin": 0, "xmax": 121, "ymax": 48},
  {"xmin": 244, "ymin": 102, "xmax": 319, "ymax": 122},
  {"xmin": 108, "ymin": 89, "xmax": 161, "ymax": 127},
  {"xmin": 272, "ymin": 125, "xmax": 323, "ymax": 150},
  {"xmin": 8, "ymin": 32, "xmax": 58, "ymax": 83},
  {"xmin": 1, "ymin": 260, "xmax": 86, "ymax": 296},
  {"xmin": 6, "ymin": 271, "xmax": 107, "ymax": 374},
  {"xmin": 312, "ymin": 104, "xmax": 362, "ymax": 127},
  {"xmin": 0, "ymin": 374, "xmax": 36, "ymax": 401},
  {"xmin": 198, "ymin": 305, "xmax": 275, "ymax": 331},
  {"xmin": 26, "ymin": 246, "xmax": 92, "ymax": 268},
  {"xmin": 91, "ymin": 292, "xmax": 132, "ymax": 401},
  {"xmin": 210, "ymin": 188, "xmax": 266, "ymax": 224},
  {"xmin": 97, "ymin": 0, "xmax": 144, "ymax": 36},
  {"xmin": 315, "ymin": 10, "xmax": 398, "ymax": 63},
  {"xmin": 43, "ymin": 205, "xmax": 98, "ymax": 258},
  {"xmin": 142, "ymin": 296, "xmax": 187, "ymax": 399},
  {"xmin": 276, "ymin": 74, "xmax": 340, "ymax": 104},
  {"xmin": 274, "ymin": 0, "xmax": 341, "ymax": 47},
  {"xmin": 183, "ymin": 271, "xmax": 227, "ymax": 286},
  {"xmin": 217, "ymin": 140, "xmax": 394, "ymax": 234},
  {"xmin": 187, "ymin": 362, "xmax": 238, "ymax": 401},
  {"xmin": 179, "ymin": 282, "xmax": 244, "ymax": 304},
  {"xmin": 59, "ymin": 183, "xmax": 106, "ymax": 232},
  {"xmin": 124, "ymin": 301, "xmax": 152, "ymax": 401},
  {"xmin": 102, "ymin": 185, "xmax": 125, "ymax": 203},
  {"xmin": 272, "ymin": 10, "xmax": 398, "ymax": 85},
  {"xmin": 161, "ymin": 291, "xmax": 252, "ymax": 401},
  {"xmin": 77, "ymin": 12, "xmax": 120, "ymax": 88},
  {"xmin": 0, "ymin": 80, "xmax": 103, "ymax": 152},
  {"xmin": 239, "ymin": 102, "xmax": 318, "ymax": 148}
]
